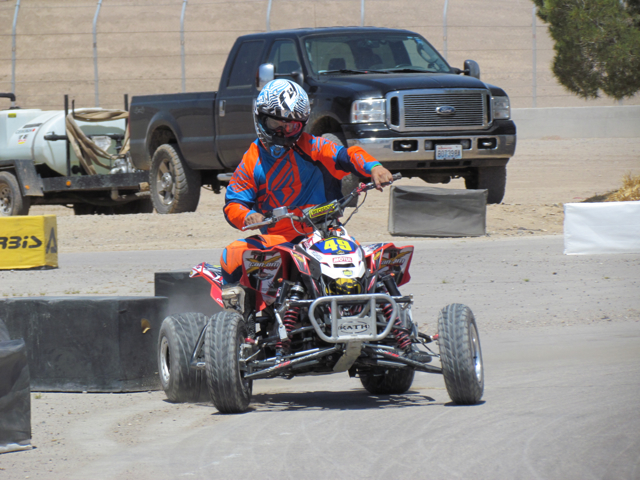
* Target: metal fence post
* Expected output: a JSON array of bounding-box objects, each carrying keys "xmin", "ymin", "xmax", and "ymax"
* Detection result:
[
  {"xmin": 266, "ymin": 0, "xmax": 273, "ymax": 32},
  {"xmin": 361, "ymin": 0, "xmax": 365, "ymax": 26},
  {"xmin": 11, "ymin": 0, "xmax": 21, "ymax": 107},
  {"xmin": 443, "ymin": 0, "xmax": 448, "ymax": 60},
  {"xmin": 532, "ymin": 5, "xmax": 537, "ymax": 108},
  {"xmin": 93, "ymin": 0, "xmax": 103, "ymax": 107},
  {"xmin": 181, "ymin": 0, "xmax": 188, "ymax": 93}
]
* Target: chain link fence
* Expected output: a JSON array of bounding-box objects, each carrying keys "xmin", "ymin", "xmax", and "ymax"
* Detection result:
[{"xmin": 1, "ymin": 0, "xmax": 638, "ymax": 111}]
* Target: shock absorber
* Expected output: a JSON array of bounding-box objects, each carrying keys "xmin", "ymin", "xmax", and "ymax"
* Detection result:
[
  {"xmin": 382, "ymin": 303, "xmax": 412, "ymax": 351},
  {"xmin": 380, "ymin": 274, "xmax": 412, "ymax": 352},
  {"xmin": 276, "ymin": 284, "xmax": 305, "ymax": 354}
]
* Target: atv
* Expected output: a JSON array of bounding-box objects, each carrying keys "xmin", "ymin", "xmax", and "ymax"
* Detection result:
[{"xmin": 157, "ymin": 174, "xmax": 484, "ymax": 412}]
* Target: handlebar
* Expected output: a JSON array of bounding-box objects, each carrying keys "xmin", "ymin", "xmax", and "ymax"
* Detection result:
[
  {"xmin": 241, "ymin": 173, "xmax": 402, "ymax": 231},
  {"xmin": 241, "ymin": 211, "xmax": 301, "ymax": 231}
]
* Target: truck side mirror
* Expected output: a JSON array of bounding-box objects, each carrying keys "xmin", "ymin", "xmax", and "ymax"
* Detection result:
[
  {"xmin": 463, "ymin": 60, "xmax": 480, "ymax": 80},
  {"xmin": 257, "ymin": 63, "xmax": 275, "ymax": 90},
  {"xmin": 290, "ymin": 71, "xmax": 304, "ymax": 87}
]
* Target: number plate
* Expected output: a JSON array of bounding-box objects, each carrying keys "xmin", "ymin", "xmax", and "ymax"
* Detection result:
[{"xmin": 435, "ymin": 144, "xmax": 463, "ymax": 160}]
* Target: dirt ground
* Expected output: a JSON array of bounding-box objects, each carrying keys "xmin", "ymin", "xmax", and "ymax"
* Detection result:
[
  {"xmin": 26, "ymin": 137, "xmax": 640, "ymax": 253},
  {"xmin": 0, "ymin": 136, "xmax": 639, "ymax": 479}
]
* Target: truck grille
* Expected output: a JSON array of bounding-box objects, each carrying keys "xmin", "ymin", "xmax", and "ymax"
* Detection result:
[{"xmin": 387, "ymin": 89, "xmax": 490, "ymax": 132}]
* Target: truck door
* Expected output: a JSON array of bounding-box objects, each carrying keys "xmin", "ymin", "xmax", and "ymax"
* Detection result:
[{"xmin": 216, "ymin": 40, "xmax": 265, "ymax": 168}]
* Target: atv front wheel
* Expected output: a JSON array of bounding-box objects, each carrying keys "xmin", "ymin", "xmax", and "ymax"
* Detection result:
[
  {"xmin": 158, "ymin": 312, "xmax": 209, "ymax": 403},
  {"xmin": 360, "ymin": 368, "xmax": 415, "ymax": 395},
  {"xmin": 437, "ymin": 304, "xmax": 484, "ymax": 404},
  {"xmin": 205, "ymin": 310, "xmax": 253, "ymax": 413}
]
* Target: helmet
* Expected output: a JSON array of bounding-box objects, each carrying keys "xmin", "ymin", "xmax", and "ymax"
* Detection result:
[{"xmin": 254, "ymin": 79, "xmax": 310, "ymax": 155}]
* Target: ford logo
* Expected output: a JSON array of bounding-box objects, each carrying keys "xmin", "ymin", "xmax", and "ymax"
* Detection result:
[{"xmin": 436, "ymin": 105, "xmax": 456, "ymax": 115}]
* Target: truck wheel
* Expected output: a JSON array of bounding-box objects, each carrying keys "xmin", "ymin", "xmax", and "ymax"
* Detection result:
[
  {"xmin": 360, "ymin": 368, "xmax": 415, "ymax": 395},
  {"xmin": 158, "ymin": 312, "xmax": 209, "ymax": 403},
  {"xmin": 465, "ymin": 166, "xmax": 506, "ymax": 204},
  {"xmin": 322, "ymin": 133, "xmax": 360, "ymax": 207},
  {"xmin": 0, "ymin": 172, "xmax": 30, "ymax": 216},
  {"xmin": 437, "ymin": 304, "xmax": 484, "ymax": 405},
  {"xmin": 150, "ymin": 144, "xmax": 201, "ymax": 214},
  {"xmin": 204, "ymin": 310, "xmax": 253, "ymax": 413}
]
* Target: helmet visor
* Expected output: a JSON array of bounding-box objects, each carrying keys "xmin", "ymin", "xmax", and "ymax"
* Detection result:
[{"xmin": 263, "ymin": 116, "xmax": 304, "ymax": 138}]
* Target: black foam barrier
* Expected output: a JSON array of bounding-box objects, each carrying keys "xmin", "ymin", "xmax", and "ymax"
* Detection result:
[
  {"xmin": 0, "ymin": 335, "xmax": 32, "ymax": 453},
  {"xmin": 388, "ymin": 185, "xmax": 487, "ymax": 237},
  {"xmin": 0, "ymin": 296, "xmax": 167, "ymax": 392},
  {"xmin": 155, "ymin": 271, "xmax": 222, "ymax": 317}
]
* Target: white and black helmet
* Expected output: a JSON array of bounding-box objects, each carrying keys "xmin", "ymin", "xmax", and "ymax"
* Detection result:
[{"xmin": 254, "ymin": 79, "xmax": 311, "ymax": 152}]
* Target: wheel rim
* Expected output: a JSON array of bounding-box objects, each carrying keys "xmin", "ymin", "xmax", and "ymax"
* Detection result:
[
  {"xmin": 156, "ymin": 158, "xmax": 176, "ymax": 206},
  {"xmin": 469, "ymin": 322, "xmax": 483, "ymax": 384},
  {"xmin": 160, "ymin": 336, "xmax": 171, "ymax": 385},
  {"xmin": 0, "ymin": 184, "xmax": 12, "ymax": 215},
  {"xmin": 237, "ymin": 332, "xmax": 252, "ymax": 393}
]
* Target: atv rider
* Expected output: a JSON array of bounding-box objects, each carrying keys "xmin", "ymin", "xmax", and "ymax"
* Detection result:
[{"xmin": 221, "ymin": 78, "xmax": 393, "ymax": 286}]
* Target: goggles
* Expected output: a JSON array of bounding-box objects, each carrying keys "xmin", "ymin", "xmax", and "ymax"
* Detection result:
[{"xmin": 263, "ymin": 116, "xmax": 304, "ymax": 137}]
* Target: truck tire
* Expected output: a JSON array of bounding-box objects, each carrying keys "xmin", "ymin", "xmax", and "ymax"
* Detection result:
[
  {"xmin": 322, "ymin": 133, "xmax": 360, "ymax": 207},
  {"xmin": 158, "ymin": 312, "xmax": 209, "ymax": 403},
  {"xmin": 0, "ymin": 171, "xmax": 30, "ymax": 216},
  {"xmin": 437, "ymin": 303, "xmax": 484, "ymax": 405},
  {"xmin": 150, "ymin": 144, "xmax": 201, "ymax": 214},
  {"xmin": 204, "ymin": 310, "xmax": 253, "ymax": 414},
  {"xmin": 360, "ymin": 368, "xmax": 415, "ymax": 395},
  {"xmin": 465, "ymin": 166, "xmax": 506, "ymax": 204}
]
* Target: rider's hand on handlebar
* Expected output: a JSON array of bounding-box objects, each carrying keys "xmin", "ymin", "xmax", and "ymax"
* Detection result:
[
  {"xmin": 371, "ymin": 165, "xmax": 394, "ymax": 191},
  {"xmin": 244, "ymin": 212, "xmax": 265, "ymax": 227}
]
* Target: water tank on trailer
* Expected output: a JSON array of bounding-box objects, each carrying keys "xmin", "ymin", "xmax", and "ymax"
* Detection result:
[{"xmin": 0, "ymin": 108, "xmax": 126, "ymax": 176}]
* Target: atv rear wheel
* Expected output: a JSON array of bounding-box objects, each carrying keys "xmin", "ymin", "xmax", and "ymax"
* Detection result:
[
  {"xmin": 205, "ymin": 310, "xmax": 253, "ymax": 413},
  {"xmin": 158, "ymin": 312, "xmax": 209, "ymax": 403},
  {"xmin": 360, "ymin": 368, "xmax": 415, "ymax": 395},
  {"xmin": 437, "ymin": 304, "xmax": 484, "ymax": 404}
]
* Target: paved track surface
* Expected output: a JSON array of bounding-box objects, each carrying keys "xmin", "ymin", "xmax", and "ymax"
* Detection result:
[{"xmin": 1, "ymin": 236, "xmax": 639, "ymax": 479}]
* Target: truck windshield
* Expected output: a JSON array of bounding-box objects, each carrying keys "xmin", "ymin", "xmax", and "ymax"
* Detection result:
[{"xmin": 303, "ymin": 33, "xmax": 451, "ymax": 75}]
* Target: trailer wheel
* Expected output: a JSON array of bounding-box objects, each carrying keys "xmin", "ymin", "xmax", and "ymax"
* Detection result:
[
  {"xmin": 360, "ymin": 368, "xmax": 415, "ymax": 395},
  {"xmin": 150, "ymin": 144, "xmax": 201, "ymax": 214},
  {"xmin": 437, "ymin": 304, "xmax": 484, "ymax": 405},
  {"xmin": 158, "ymin": 313, "xmax": 209, "ymax": 403},
  {"xmin": 0, "ymin": 172, "xmax": 30, "ymax": 216},
  {"xmin": 322, "ymin": 133, "xmax": 360, "ymax": 207}
]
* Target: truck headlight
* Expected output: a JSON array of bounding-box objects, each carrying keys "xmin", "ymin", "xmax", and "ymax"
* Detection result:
[
  {"xmin": 351, "ymin": 98, "xmax": 386, "ymax": 123},
  {"xmin": 492, "ymin": 96, "xmax": 510, "ymax": 120}
]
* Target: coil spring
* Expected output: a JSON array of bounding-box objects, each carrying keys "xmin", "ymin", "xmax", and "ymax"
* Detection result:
[
  {"xmin": 383, "ymin": 303, "xmax": 412, "ymax": 351},
  {"xmin": 276, "ymin": 305, "xmax": 300, "ymax": 351}
]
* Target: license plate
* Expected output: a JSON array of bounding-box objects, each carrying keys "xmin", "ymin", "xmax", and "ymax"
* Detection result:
[{"xmin": 435, "ymin": 144, "xmax": 463, "ymax": 160}]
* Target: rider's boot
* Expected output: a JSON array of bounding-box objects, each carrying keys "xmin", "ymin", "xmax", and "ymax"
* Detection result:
[{"xmin": 222, "ymin": 283, "xmax": 246, "ymax": 312}]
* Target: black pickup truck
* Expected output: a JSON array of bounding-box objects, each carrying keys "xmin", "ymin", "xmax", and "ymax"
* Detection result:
[{"xmin": 129, "ymin": 26, "xmax": 516, "ymax": 213}]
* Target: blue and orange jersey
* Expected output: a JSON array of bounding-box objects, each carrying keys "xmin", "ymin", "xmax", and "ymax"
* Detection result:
[{"xmin": 224, "ymin": 133, "xmax": 382, "ymax": 236}]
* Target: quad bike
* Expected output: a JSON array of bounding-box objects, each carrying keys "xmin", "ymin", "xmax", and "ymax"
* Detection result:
[{"xmin": 158, "ymin": 174, "xmax": 484, "ymax": 412}]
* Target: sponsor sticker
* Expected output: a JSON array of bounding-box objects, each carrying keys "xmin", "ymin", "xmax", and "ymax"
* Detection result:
[
  {"xmin": 338, "ymin": 319, "xmax": 370, "ymax": 335},
  {"xmin": 332, "ymin": 256, "xmax": 352, "ymax": 264}
]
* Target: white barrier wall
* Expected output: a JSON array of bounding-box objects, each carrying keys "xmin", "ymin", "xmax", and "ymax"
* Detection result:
[
  {"xmin": 512, "ymin": 106, "xmax": 640, "ymax": 139},
  {"xmin": 564, "ymin": 202, "xmax": 640, "ymax": 255}
]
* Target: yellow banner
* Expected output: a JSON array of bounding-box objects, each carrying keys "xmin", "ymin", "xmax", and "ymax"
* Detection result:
[{"xmin": 0, "ymin": 215, "xmax": 58, "ymax": 270}]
